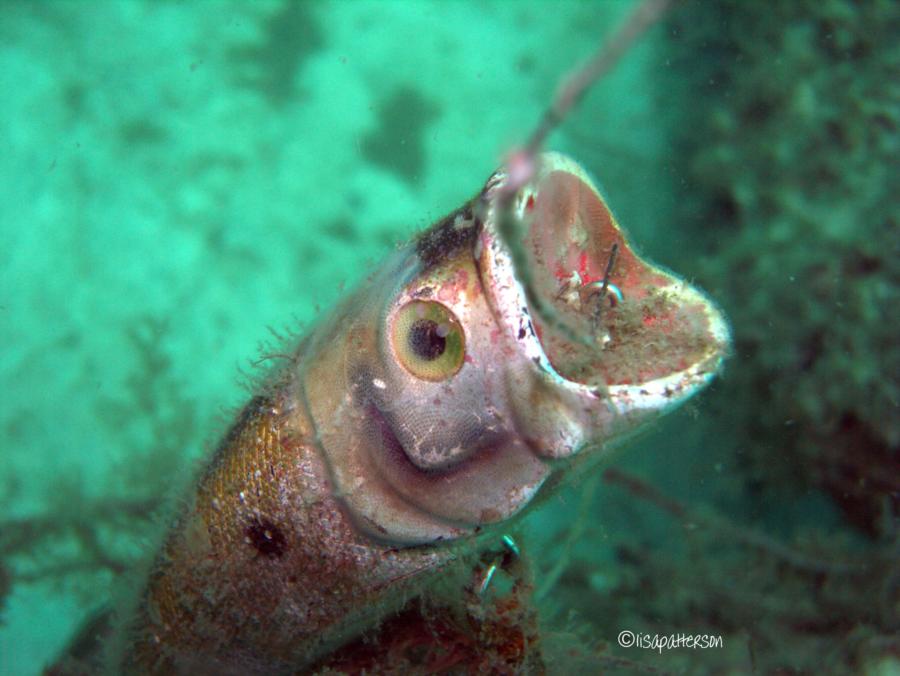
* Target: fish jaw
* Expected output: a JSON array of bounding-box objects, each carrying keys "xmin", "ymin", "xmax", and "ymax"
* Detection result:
[{"xmin": 478, "ymin": 152, "xmax": 731, "ymax": 461}]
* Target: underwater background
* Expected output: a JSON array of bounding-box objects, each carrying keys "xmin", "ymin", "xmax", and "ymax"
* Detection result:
[{"xmin": 1, "ymin": 0, "xmax": 897, "ymax": 673}]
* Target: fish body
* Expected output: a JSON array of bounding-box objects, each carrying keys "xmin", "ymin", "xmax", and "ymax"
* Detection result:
[{"xmin": 70, "ymin": 153, "xmax": 728, "ymax": 674}]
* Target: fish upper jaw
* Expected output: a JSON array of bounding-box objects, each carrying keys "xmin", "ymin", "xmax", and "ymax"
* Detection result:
[{"xmin": 476, "ymin": 152, "xmax": 731, "ymax": 461}]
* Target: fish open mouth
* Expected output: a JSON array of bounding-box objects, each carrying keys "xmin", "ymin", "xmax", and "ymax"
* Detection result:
[{"xmin": 479, "ymin": 153, "xmax": 730, "ymax": 413}]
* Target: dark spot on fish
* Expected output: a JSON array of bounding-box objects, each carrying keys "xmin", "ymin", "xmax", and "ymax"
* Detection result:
[
  {"xmin": 245, "ymin": 516, "xmax": 288, "ymax": 559},
  {"xmin": 518, "ymin": 328, "xmax": 526, "ymax": 340}
]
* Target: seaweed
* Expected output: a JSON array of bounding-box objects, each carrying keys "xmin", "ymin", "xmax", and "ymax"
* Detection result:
[
  {"xmin": 0, "ymin": 317, "xmax": 196, "ymax": 631},
  {"xmin": 665, "ymin": 0, "xmax": 899, "ymax": 535},
  {"xmin": 523, "ymin": 0, "xmax": 900, "ymax": 671}
]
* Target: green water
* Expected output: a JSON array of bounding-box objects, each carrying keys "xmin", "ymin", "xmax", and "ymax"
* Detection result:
[{"xmin": 2, "ymin": 1, "xmax": 897, "ymax": 674}]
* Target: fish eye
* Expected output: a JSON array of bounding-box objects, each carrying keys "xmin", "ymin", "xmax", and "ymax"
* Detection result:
[{"xmin": 391, "ymin": 300, "xmax": 465, "ymax": 381}]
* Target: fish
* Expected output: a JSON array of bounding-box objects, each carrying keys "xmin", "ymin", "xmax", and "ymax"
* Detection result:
[
  {"xmin": 40, "ymin": 2, "xmax": 730, "ymax": 671},
  {"xmin": 51, "ymin": 149, "xmax": 726, "ymax": 675}
]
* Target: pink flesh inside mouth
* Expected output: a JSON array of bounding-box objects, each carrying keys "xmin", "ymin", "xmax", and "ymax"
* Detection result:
[{"xmin": 521, "ymin": 170, "xmax": 719, "ymax": 389}]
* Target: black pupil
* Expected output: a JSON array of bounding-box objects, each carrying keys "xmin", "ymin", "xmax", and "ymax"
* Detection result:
[{"xmin": 408, "ymin": 319, "xmax": 446, "ymax": 360}]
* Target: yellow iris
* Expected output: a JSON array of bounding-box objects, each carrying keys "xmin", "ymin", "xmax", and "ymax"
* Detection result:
[{"xmin": 391, "ymin": 300, "xmax": 465, "ymax": 381}]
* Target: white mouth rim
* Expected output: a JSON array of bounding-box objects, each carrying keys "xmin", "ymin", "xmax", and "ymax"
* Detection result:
[{"xmin": 478, "ymin": 152, "xmax": 731, "ymax": 415}]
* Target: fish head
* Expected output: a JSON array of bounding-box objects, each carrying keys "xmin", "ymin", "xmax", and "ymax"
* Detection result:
[{"xmin": 302, "ymin": 152, "xmax": 730, "ymax": 546}]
